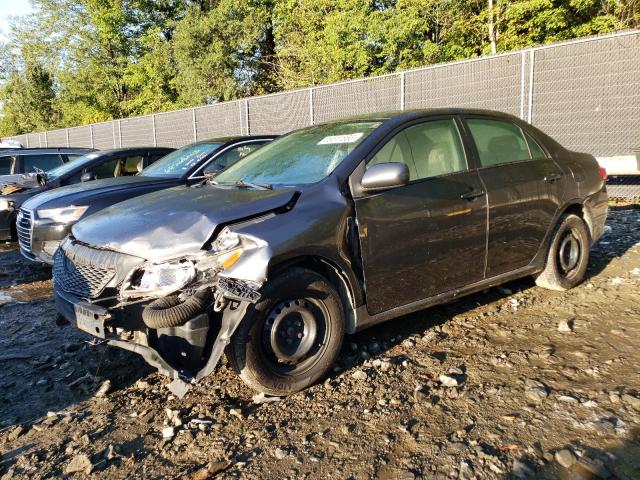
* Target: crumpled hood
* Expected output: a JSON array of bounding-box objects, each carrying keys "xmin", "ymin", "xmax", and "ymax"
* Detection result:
[
  {"xmin": 0, "ymin": 173, "xmax": 40, "ymax": 194},
  {"xmin": 22, "ymin": 175, "xmax": 174, "ymax": 210},
  {"xmin": 72, "ymin": 184, "xmax": 298, "ymax": 262}
]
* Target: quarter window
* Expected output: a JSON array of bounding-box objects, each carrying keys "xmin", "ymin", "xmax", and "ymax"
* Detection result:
[
  {"xmin": 0, "ymin": 156, "xmax": 14, "ymax": 175},
  {"xmin": 367, "ymin": 119, "xmax": 467, "ymax": 181},
  {"xmin": 466, "ymin": 118, "xmax": 531, "ymax": 167},
  {"xmin": 524, "ymin": 132, "xmax": 547, "ymax": 159}
]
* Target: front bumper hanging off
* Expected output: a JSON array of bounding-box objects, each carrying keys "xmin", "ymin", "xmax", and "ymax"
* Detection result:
[{"xmin": 54, "ymin": 276, "xmax": 260, "ymax": 398}]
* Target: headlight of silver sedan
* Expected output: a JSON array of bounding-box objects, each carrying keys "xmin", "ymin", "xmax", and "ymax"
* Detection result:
[{"xmin": 121, "ymin": 260, "xmax": 196, "ymax": 299}]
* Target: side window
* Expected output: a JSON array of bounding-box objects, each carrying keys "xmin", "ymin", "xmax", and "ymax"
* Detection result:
[
  {"xmin": 196, "ymin": 143, "xmax": 265, "ymax": 176},
  {"xmin": 524, "ymin": 132, "xmax": 547, "ymax": 159},
  {"xmin": 115, "ymin": 155, "xmax": 144, "ymax": 176},
  {"xmin": 65, "ymin": 154, "xmax": 85, "ymax": 162},
  {"xmin": 366, "ymin": 119, "xmax": 467, "ymax": 181},
  {"xmin": 90, "ymin": 158, "xmax": 120, "ymax": 179},
  {"xmin": 403, "ymin": 120, "xmax": 467, "ymax": 179},
  {"xmin": 367, "ymin": 131, "xmax": 417, "ymax": 179},
  {"xmin": 0, "ymin": 156, "xmax": 15, "ymax": 175},
  {"xmin": 466, "ymin": 118, "xmax": 531, "ymax": 167},
  {"xmin": 148, "ymin": 153, "xmax": 167, "ymax": 164},
  {"xmin": 22, "ymin": 154, "xmax": 64, "ymax": 172}
]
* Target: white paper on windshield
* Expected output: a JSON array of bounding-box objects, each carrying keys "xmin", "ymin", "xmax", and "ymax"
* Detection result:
[{"xmin": 317, "ymin": 133, "xmax": 364, "ymax": 145}]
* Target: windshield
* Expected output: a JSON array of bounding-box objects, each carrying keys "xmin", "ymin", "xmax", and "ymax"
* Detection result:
[
  {"xmin": 140, "ymin": 142, "xmax": 222, "ymax": 177},
  {"xmin": 214, "ymin": 121, "xmax": 381, "ymax": 186},
  {"xmin": 46, "ymin": 152, "xmax": 100, "ymax": 181}
]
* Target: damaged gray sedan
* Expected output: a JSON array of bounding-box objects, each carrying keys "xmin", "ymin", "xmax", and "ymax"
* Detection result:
[{"xmin": 53, "ymin": 109, "xmax": 608, "ymax": 396}]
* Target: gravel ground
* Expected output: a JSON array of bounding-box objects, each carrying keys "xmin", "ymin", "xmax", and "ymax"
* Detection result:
[{"xmin": 0, "ymin": 205, "xmax": 639, "ymax": 480}]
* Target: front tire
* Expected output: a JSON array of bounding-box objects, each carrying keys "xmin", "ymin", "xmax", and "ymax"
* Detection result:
[
  {"xmin": 535, "ymin": 213, "xmax": 590, "ymax": 291},
  {"xmin": 226, "ymin": 268, "xmax": 345, "ymax": 395}
]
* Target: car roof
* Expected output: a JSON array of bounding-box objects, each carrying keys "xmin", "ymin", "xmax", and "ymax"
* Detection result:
[
  {"xmin": 84, "ymin": 147, "xmax": 174, "ymax": 156},
  {"xmin": 333, "ymin": 108, "xmax": 523, "ymax": 124},
  {"xmin": 0, "ymin": 147, "xmax": 95, "ymax": 155},
  {"xmin": 194, "ymin": 135, "xmax": 278, "ymax": 145}
]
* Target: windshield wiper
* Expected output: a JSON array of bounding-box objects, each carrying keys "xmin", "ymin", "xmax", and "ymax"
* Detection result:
[{"xmin": 235, "ymin": 179, "xmax": 272, "ymax": 190}]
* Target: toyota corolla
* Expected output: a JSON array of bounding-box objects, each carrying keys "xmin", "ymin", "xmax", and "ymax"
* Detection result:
[{"xmin": 52, "ymin": 109, "xmax": 607, "ymax": 397}]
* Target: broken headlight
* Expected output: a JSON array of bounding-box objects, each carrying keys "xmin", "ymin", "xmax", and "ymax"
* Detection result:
[
  {"xmin": 121, "ymin": 260, "xmax": 196, "ymax": 299},
  {"xmin": 38, "ymin": 205, "xmax": 88, "ymax": 223},
  {"xmin": 202, "ymin": 227, "xmax": 250, "ymax": 271}
]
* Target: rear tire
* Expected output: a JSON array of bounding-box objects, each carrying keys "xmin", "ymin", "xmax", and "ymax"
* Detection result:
[
  {"xmin": 226, "ymin": 268, "xmax": 344, "ymax": 395},
  {"xmin": 535, "ymin": 214, "xmax": 590, "ymax": 291}
]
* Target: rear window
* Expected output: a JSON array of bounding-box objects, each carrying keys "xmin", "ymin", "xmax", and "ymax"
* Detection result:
[
  {"xmin": 466, "ymin": 118, "xmax": 531, "ymax": 167},
  {"xmin": 22, "ymin": 154, "xmax": 64, "ymax": 172}
]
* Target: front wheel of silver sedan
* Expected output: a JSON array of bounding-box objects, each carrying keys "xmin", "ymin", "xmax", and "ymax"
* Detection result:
[
  {"xmin": 226, "ymin": 267, "xmax": 345, "ymax": 396},
  {"xmin": 535, "ymin": 213, "xmax": 590, "ymax": 291}
]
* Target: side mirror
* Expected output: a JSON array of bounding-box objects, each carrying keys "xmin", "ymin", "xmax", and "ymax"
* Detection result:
[
  {"xmin": 360, "ymin": 162, "xmax": 409, "ymax": 192},
  {"xmin": 203, "ymin": 164, "xmax": 224, "ymax": 177},
  {"xmin": 80, "ymin": 171, "xmax": 95, "ymax": 182}
]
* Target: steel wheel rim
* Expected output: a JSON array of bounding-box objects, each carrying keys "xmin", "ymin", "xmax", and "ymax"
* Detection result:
[
  {"xmin": 558, "ymin": 230, "xmax": 581, "ymax": 274},
  {"xmin": 261, "ymin": 298, "xmax": 328, "ymax": 375}
]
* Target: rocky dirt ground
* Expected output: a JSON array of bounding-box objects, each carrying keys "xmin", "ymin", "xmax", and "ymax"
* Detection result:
[{"xmin": 1, "ymin": 205, "xmax": 639, "ymax": 480}]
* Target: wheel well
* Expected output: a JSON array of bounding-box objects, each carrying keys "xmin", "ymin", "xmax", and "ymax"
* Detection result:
[
  {"xmin": 560, "ymin": 202, "xmax": 594, "ymax": 241},
  {"xmin": 269, "ymin": 256, "xmax": 358, "ymax": 334}
]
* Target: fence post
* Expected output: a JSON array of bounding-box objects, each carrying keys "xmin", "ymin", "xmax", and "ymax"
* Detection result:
[
  {"xmin": 151, "ymin": 114, "xmax": 157, "ymax": 146},
  {"xmin": 66, "ymin": 129, "xmax": 70, "ymax": 147},
  {"xmin": 309, "ymin": 88, "xmax": 314, "ymax": 126},
  {"xmin": 244, "ymin": 99, "xmax": 250, "ymax": 134},
  {"xmin": 520, "ymin": 51, "xmax": 527, "ymax": 120},
  {"xmin": 192, "ymin": 108, "xmax": 197, "ymax": 142},
  {"xmin": 528, "ymin": 49, "xmax": 535, "ymax": 123},
  {"xmin": 238, "ymin": 101, "xmax": 243, "ymax": 135},
  {"xmin": 118, "ymin": 120, "xmax": 122, "ymax": 147},
  {"xmin": 400, "ymin": 72, "xmax": 405, "ymax": 111},
  {"xmin": 89, "ymin": 124, "xmax": 95, "ymax": 149},
  {"xmin": 112, "ymin": 121, "xmax": 117, "ymax": 148},
  {"xmin": 44, "ymin": 131, "xmax": 48, "ymax": 147}
]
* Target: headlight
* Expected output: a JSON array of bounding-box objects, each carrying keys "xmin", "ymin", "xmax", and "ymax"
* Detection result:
[
  {"xmin": 121, "ymin": 260, "xmax": 196, "ymax": 298},
  {"xmin": 0, "ymin": 200, "xmax": 13, "ymax": 211},
  {"xmin": 38, "ymin": 205, "xmax": 88, "ymax": 223},
  {"xmin": 205, "ymin": 228, "xmax": 247, "ymax": 270}
]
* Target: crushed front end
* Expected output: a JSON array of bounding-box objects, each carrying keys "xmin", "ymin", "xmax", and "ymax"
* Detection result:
[{"xmin": 53, "ymin": 229, "xmax": 268, "ymax": 397}]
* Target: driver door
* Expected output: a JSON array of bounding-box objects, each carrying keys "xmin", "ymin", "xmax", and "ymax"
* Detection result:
[{"xmin": 353, "ymin": 117, "xmax": 487, "ymax": 315}]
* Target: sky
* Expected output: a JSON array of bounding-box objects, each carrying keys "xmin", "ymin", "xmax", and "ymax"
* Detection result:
[{"xmin": 0, "ymin": 0, "xmax": 33, "ymax": 40}]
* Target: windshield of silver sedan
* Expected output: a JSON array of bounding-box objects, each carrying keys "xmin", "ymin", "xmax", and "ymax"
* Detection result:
[{"xmin": 214, "ymin": 121, "xmax": 381, "ymax": 187}]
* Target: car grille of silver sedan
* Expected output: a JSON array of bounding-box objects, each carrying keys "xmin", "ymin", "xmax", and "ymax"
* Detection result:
[
  {"xmin": 16, "ymin": 208, "xmax": 33, "ymax": 255},
  {"xmin": 53, "ymin": 247, "xmax": 116, "ymax": 300}
]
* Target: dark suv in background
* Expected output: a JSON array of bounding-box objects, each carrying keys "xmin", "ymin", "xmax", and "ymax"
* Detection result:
[
  {"xmin": 53, "ymin": 109, "xmax": 607, "ymax": 397},
  {"xmin": 1, "ymin": 147, "xmax": 173, "ymax": 243},
  {"xmin": 0, "ymin": 147, "xmax": 94, "ymax": 183},
  {"xmin": 19, "ymin": 136, "xmax": 274, "ymax": 263}
]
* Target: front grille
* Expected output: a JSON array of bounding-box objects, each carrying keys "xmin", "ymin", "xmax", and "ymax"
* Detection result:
[
  {"xmin": 16, "ymin": 208, "xmax": 33, "ymax": 254},
  {"xmin": 53, "ymin": 248, "xmax": 116, "ymax": 299}
]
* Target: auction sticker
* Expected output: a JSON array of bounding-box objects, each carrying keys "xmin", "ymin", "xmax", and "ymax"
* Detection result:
[{"xmin": 318, "ymin": 133, "xmax": 364, "ymax": 145}]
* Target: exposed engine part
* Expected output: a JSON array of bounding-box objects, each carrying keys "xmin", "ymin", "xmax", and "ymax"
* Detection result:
[
  {"xmin": 142, "ymin": 288, "xmax": 211, "ymax": 328},
  {"xmin": 216, "ymin": 277, "xmax": 261, "ymax": 303}
]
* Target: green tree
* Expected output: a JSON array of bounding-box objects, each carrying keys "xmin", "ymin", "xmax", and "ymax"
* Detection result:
[
  {"xmin": 0, "ymin": 63, "xmax": 59, "ymax": 135},
  {"xmin": 171, "ymin": 0, "xmax": 277, "ymax": 105}
]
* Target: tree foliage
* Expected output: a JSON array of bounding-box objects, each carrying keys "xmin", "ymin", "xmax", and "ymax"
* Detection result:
[{"xmin": 1, "ymin": 0, "xmax": 637, "ymax": 135}]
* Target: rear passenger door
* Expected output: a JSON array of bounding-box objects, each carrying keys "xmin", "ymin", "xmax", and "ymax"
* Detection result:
[
  {"xmin": 463, "ymin": 116, "xmax": 563, "ymax": 277},
  {"xmin": 354, "ymin": 117, "xmax": 487, "ymax": 315}
]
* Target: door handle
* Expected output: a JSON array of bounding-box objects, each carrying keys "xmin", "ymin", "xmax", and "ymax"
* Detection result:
[
  {"xmin": 544, "ymin": 173, "xmax": 562, "ymax": 182},
  {"xmin": 460, "ymin": 190, "xmax": 485, "ymax": 201}
]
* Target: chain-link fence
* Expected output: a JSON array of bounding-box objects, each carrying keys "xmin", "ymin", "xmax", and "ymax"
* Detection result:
[{"xmin": 6, "ymin": 30, "xmax": 640, "ymax": 169}]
